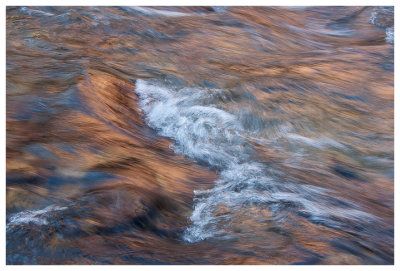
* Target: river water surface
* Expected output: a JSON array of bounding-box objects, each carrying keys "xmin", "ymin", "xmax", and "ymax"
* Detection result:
[{"xmin": 6, "ymin": 6, "xmax": 394, "ymax": 264}]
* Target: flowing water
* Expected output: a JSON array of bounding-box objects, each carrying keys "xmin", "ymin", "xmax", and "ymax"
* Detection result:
[{"xmin": 6, "ymin": 6, "xmax": 394, "ymax": 264}]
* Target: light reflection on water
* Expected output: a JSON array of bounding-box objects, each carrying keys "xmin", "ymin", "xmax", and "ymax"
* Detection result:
[{"xmin": 6, "ymin": 6, "xmax": 393, "ymax": 264}]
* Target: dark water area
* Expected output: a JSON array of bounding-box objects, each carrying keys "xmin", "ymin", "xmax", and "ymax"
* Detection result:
[{"xmin": 6, "ymin": 6, "xmax": 394, "ymax": 264}]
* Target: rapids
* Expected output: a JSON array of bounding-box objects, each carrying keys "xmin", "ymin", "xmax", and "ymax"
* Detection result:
[{"xmin": 6, "ymin": 6, "xmax": 394, "ymax": 264}]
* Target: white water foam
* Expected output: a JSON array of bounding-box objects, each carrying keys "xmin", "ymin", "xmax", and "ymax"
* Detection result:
[
  {"xmin": 7, "ymin": 205, "xmax": 67, "ymax": 230},
  {"xmin": 385, "ymin": 27, "xmax": 394, "ymax": 45},
  {"xmin": 135, "ymin": 79, "xmax": 376, "ymax": 242},
  {"xmin": 287, "ymin": 133, "xmax": 346, "ymax": 149},
  {"xmin": 369, "ymin": 7, "xmax": 394, "ymax": 45},
  {"xmin": 19, "ymin": 7, "xmax": 55, "ymax": 17},
  {"xmin": 130, "ymin": 7, "xmax": 190, "ymax": 17}
]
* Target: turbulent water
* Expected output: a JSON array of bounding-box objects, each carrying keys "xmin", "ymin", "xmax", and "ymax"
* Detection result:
[{"xmin": 6, "ymin": 6, "xmax": 394, "ymax": 264}]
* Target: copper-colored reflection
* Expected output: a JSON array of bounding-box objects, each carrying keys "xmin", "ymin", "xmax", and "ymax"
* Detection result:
[{"xmin": 6, "ymin": 6, "xmax": 393, "ymax": 264}]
